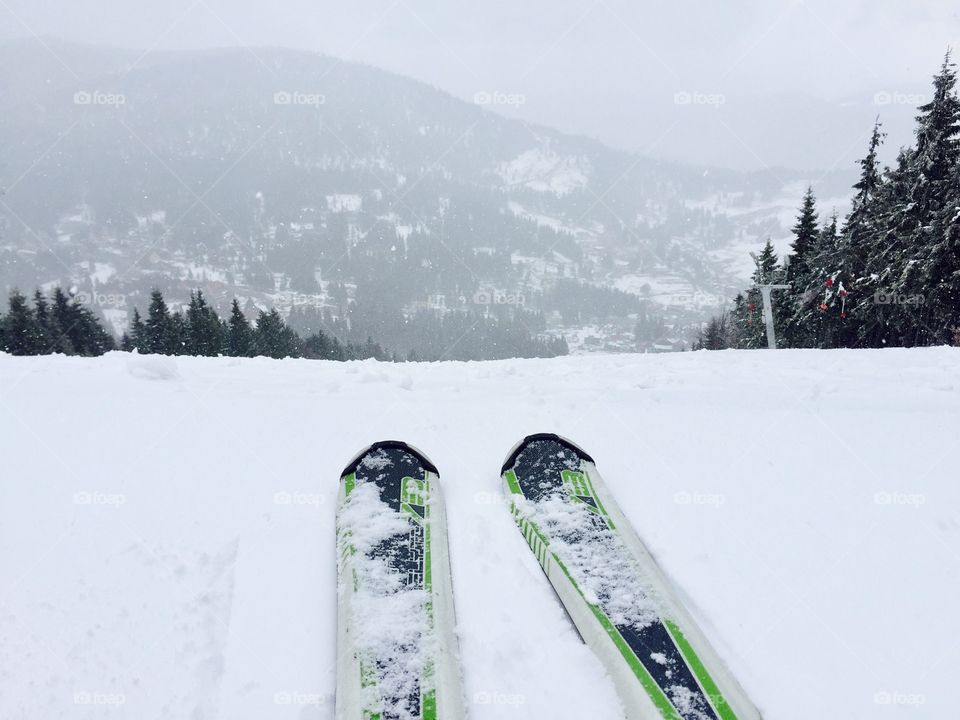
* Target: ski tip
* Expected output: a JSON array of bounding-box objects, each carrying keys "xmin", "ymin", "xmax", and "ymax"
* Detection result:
[
  {"xmin": 500, "ymin": 433, "xmax": 595, "ymax": 474},
  {"xmin": 341, "ymin": 440, "xmax": 440, "ymax": 478}
]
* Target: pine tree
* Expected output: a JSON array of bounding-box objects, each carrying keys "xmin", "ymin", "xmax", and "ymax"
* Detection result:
[
  {"xmin": 909, "ymin": 51, "xmax": 960, "ymax": 222},
  {"xmin": 32, "ymin": 290, "xmax": 54, "ymax": 354},
  {"xmin": 846, "ymin": 120, "xmax": 886, "ymax": 238},
  {"xmin": 169, "ymin": 311, "xmax": 186, "ymax": 355},
  {"xmin": 832, "ymin": 122, "xmax": 886, "ymax": 347},
  {"xmin": 128, "ymin": 308, "xmax": 146, "ymax": 351},
  {"xmin": 780, "ymin": 189, "xmax": 821, "ymax": 347},
  {"xmin": 254, "ymin": 309, "xmax": 301, "ymax": 359},
  {"xmin": 920, "ymin": 187, "xmax": 960, "ymax": 343},
  {"xmin": 693, "ymin": 312, "xmax": 731, "ymax": 350},
  {"xmin": 145, "ymin": 290, "xmax": 173, "ymax": 354},
  {"xmin": 3, "ymin": 291, "xmax": 43, "ymax": 355},
  {"xmin": 856, "ymin": 149, "xmax": 916, "ymax": 347},
  {"xmin": 896, "ymin": 51, "xmax": 960, "ymax": 344},
  {"xmin": 48, "ymin": 288, "xmax": 79, "ymax": 355},
  {"xmin": 185, "ymin": 290, "xmax": 222, "ymax": 356},
  {"xmin": 785, "ymin": 188, "xmax": 820, "ymax": 285},
  {"xmin": 226, "ymin": 299, "xmax": 255, "ymax": 357}
]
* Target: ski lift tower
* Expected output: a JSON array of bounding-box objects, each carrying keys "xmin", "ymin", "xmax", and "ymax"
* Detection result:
[
  {"xmin": 749, "ymin": 251, "xmax": 790, "ymax": 349},
  {"xmin": 756, "ymin": 284, "xmax": 791, "ymax": 349}
]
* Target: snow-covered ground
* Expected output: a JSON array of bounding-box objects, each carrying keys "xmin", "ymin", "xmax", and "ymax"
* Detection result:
[{"xmin": 1, "ymin": 348, "xmax": 958, "ymax": 720}]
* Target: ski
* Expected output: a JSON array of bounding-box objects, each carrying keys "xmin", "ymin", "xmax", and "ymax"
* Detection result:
[
  {"xmin": 336, "ymin": 441, "xmax": 465, "ymax": 720},
  {"xmin": 501, "ymin": 433, "xmax": 761, "ymax": 720}
]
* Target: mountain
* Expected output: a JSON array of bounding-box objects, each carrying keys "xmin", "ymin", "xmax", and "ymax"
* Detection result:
[{"xmin": 0, "ymin": 38, "xmax": 853, "ymax": 351}]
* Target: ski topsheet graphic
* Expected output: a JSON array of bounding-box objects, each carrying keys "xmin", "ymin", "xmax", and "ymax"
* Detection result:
[
  {"xmin": 337, "ymin": 441, "xmax": 465, "ymax": 720},
  {"xmin": 502, "ymin": 433, "xmax": 761, "ymax": 720}
]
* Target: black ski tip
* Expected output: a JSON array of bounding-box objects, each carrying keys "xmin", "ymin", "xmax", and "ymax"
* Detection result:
[
  {"xmin": 500, "ymin": 433, "xmax": 595, "ymax": 475},
  {"xmin": 341, "ymin": 440, "xmax": 439, "ymax": 478}
]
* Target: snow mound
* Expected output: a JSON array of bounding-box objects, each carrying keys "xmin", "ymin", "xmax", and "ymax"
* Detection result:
[{"xmin": 125, "ymin": 352, "xmax": 180, "ymax": 381}]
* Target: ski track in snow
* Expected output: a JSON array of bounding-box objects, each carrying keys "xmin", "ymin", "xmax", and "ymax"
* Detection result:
[{"xmin": 1, "ymin": 348, "xmax": 959, "ymax": 720}]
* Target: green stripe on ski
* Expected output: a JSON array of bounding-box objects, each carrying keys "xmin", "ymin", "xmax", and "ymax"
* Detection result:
[
  {"xmin": 508, "ymin": 501, "xmax": 680, "ymax": 720},
  {"xmin": 504, "ymin": 469, "xmax": 522, "ymax": 495},
  {"xmin": 664, "ymin": 619, "xmax": 739, "ymax": 720},
  {"xmin": 359, "ymin": 656, "xmax": 381, "ymax": 720},
  {"xmin": 343, "ymin": 472, "xmax": 356, "ymax": 496},
  {"xmin": 422, "ymin": 477, "xmax": 437, "ymax": 720}
]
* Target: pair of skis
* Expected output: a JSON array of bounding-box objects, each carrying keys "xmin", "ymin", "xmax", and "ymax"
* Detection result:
[{"xmin": 335, "ymin": 435, "xmax": 761, "ymax": 720}]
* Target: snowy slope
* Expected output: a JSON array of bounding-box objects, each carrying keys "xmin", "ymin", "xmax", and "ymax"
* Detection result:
[{"xmin": 1, "ymin": 349, "xmax": 958, "ymax": 720}]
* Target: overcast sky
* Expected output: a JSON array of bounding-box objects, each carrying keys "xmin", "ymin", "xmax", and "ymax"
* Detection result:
[{"xmin": 3, "ymin": 0, "xmax": 958, "ymax": 170}]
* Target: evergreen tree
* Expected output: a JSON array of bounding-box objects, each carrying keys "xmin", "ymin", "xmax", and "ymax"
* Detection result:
[
  {"xmin": 785, "ymin": 188, "xmax": 820, "ymax": 285},
  {"xmin": 693, "ymin": 312, "xmax": 732, "ymax": 350},
  {"xmin": 833, "ymin": 122, "xmax": 886, "ymax": 347},
  {"xmin": 185, "ymin": 290, "xmax": 222, "ymax": 356},
  {"xmin": 909, "ymin": 51, "xmax": 960, "ymax": 222},
  {"xmin": 780, "ymin": 189, "xmax": 821, "ymax": 347},
  {"xmin": 129, "ymin": 308, "xmax": 146, "ymax": 351},
  {"xmin": 3, "ymin": 291, "xmax": 42, "ymax": 355},
  {"xmin": 919, "ymin": 187, "xmax": 960, "ymax": 343},
  {"xmin": 254, "ymin": 309, "xmax": 301, "ymax": 359},
  {"xmin": 145, "ymin": 290, "xmax": 173, "ymax": 354},
  {"xmin": 49, "ymin": 288, "xmax": 78, "ymax": 355},
  {"xmin": 846, "ymin": 120, "xmax": 886, "ymax": 239},
  {"xmin": 898, "ymin": 51, "xmax": 960, "ymax": 344},
  {"xmin": 856, "ymin": 149, "xmax": 917, "ymax": 347},
  {"xmin": 226, "ymin": 299, "xmax": 255, "ymax": 357},
  {"xmin": 169, "ymin": 311, "xmax": 186, "ymax": 355},
  {"xmin": 32, "ymin": 290, "xmax": 54, "ymax": 354}
]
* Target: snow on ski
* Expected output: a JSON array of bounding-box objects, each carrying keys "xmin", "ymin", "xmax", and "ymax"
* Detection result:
[
  {"xmin": 502, "ymin": 433, "xmax": 761, "ymax": 720},
  {"xmin": 336, "ymin": 441, "xmax": 465, "ymax": 720}
]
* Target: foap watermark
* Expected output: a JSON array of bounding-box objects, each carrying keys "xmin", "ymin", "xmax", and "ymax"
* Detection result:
[
  {"xmin": 287, "ymin": 293, "xmax": 325, "ymax": 309},
  {"xmin": 472, "ymin": 289, "xmax": 526, "ymax": 307},
  {"xmin": 273, "ymin": 90, "xmax": 326, "ymax": 107},
  {"xmin": 74, "ymin": 90, "xmax": 126, "ymax": 107},
  {"xmin": 873, "ymin": 491, "xmax": 926, "ymax": 509},
  {"xmin": 71, "ymin": 290, "xmax": 127, "ymax": 308},
  {"xmin": 673, "ymin": 90, "xmax": 726, "ymax": 109},
  {"xmin": 74, "ymin": 691, "xmax": 126, "ymax": 706},
  {"xmin": 873, "ymin": 291, "xmax": 924, "ymax": 306},
  {"xmin": 273, "ymin": 491, "xmax": 324, "ymax": 508},
  {"xmin": 473, "ymin": 90, "xmax": 526, "ymax": 108},
  {"xmin": 670, "ymin": 291, "xmax": 726, "ymax": 309},
  {"xmin": 474, "ymin": 691, "xmax": 526, "ymax": 706},
  {"xmin": 674, "ymin": 490, "xmax": 726, "ymax": 508},
  {"xmin": 273, "ymin": 690, "xmax": 328, "ymax": 706},
  {"xmin": 873, "ymin": 91, "xmax": 926, "ymax": 107},
  {"xmin": 472, "ymin": 490, "xmax": 512, "ymax": 508},
  {"xmin": 74, "ymin": 491, "xmax": 126, "ymax": 508},
  {"xmin": 873, "ymin": 690, "xmax": 926, "ymax": 707}
]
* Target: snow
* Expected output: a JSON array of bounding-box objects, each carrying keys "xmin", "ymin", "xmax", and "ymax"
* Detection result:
[
  {"xmin": 338, "ymin": 476, "xmax": 428, "ymax": 719},
  {"xmin": 517, "ymin": 492, "xmax": 659, "ymax": 633},
  {"xmin": 507, "ymin": 201, "xmax": 585, "ymax": 237},
  {"xmin": 498, "ymin": 149, "xmax": 589, "ymax": 197},
  {"xmin": 326, "ymin": 194, "xmax": 363, "ymax": 213},
  {"xmin": 1, "ymin": 348, "xmax": 958, "ymax": 720}
]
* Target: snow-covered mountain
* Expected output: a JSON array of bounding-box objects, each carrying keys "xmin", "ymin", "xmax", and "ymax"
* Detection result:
[{"xmin": 0, "ymin": 38, "xmax": 852, "ymax": 347}]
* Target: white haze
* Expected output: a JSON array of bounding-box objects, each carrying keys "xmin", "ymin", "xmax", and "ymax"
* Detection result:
[{"xmin": 2, "ymin": 0, "xmax": 958, "ymax": 171}]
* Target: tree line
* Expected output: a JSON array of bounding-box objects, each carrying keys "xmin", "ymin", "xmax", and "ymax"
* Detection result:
[
  {"xmin": 701, "ymin": 52, "xmax": 960, "ymax": 350},
  {"xmin": 0, "ymin": 288, "xmax": 391, "ymax": 360},
  {"xmin": 123, "ymin": 290, "xmax": 391, "ymax": 360},
  {"xmin": 0, "ymin": 288, "xmax": 115, "ymax": 355}
]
